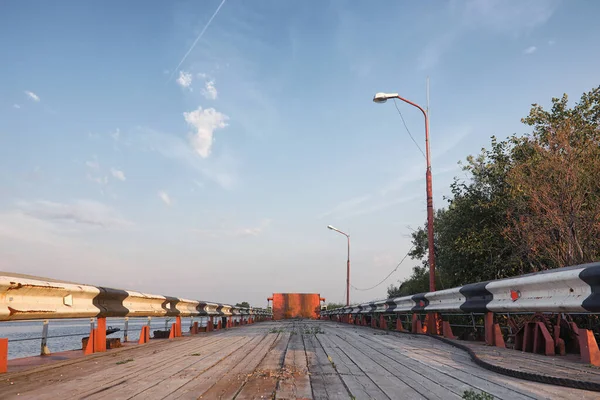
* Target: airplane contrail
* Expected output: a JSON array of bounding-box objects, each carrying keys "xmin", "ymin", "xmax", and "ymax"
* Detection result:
[{"xmin": 167, "ymin": 0, "xmax": 227, "ymax": 83}]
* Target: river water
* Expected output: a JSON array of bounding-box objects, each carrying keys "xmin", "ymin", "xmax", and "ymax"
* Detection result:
[{"xmin": 0, "ymin": 317, "xmax": 208, "ymax": 360}]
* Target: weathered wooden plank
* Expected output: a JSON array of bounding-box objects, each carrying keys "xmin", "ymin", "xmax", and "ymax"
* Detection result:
[
  {"xmin": 2, "ymin": 320, "xmax": 600, "ymax": 400},
  {"xmin": 38, "ymin": 335, "xmax": 244, "ymax": 399},
  {"xmin": 275, "ymin": 323, "xmax": 312, "ymax": 399},
  {"xmin": 325, "ymin": 332, "xmax": 427, "ymax": 400},
  {"xmin": 1, "ymin": 333, "xmax": 236, "ymax": 399},
  {"xmin": 193, "ymin": 333, "xmax": 279, "ymax": 399},
  {"xmin": 329, "ymin": 331, "xmax": 460, "ymax": 399},
  {"xmin": 85, "ymin": 335, "xmax": 257, "ymax": 399},
  {"xmin": 304, "ymin": 332, "xmax": 349, "ymax": 400},
  {"xmin": 365, "ymin": 330, "xmax": 596, "ymax": 400},
  {"xmin": 235, "ymin": 332, "xmax": 291, "ymax": 399},
  {"xmin": 316, "ymin": 331, "xmax": 390, "ymax": 400},
  {"xmin": 129, "ymin": 335, "xmax": 264, "ymax": 400}
]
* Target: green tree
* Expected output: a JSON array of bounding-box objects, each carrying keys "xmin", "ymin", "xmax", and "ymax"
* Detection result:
[
  {"xmin": 387, "ymin": 265, "xmax": 429, "ymax": 297},
  {"xmin": 235, "ymin": 302, "xmax": 250, "ymax": 308},
  {"xmin": 326, "ymin": 303, "xmax": 346, "ymax": 310},
  {"xmin": 506, "ymin": 87, "xmax": 600, "ymax": 269}
]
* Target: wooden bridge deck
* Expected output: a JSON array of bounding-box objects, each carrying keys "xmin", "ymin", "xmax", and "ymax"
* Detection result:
[{"xmin": 1, "ymin": 320, "xmax": 598, "ymax": 399}]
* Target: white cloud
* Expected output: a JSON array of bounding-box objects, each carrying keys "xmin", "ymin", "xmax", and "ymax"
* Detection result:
[
  {"xmin": 523, "ymin": 46, "xmax": 537, "ymax": 54},
  {"xmin": 136, "ymin": 127, "xmax": 238, "ymax": 189},
  {"xmin": 183, "ymin": 107, "xmax": 229, "ymax": 158},
  {"xmin": 24, "ymin": 91, "xmax": 40, "ymax": 102},
  {"xmin": 158, "ymin": 191, "xmax": 172, "ymax": 206},
  {"xmin": 16, "ymin": 199, "xmax": 131, "ymax": 229},
  {"xmin": 176, "ymin": 71, "xmax": 193, "ymax": 88},
  {"xmin": 548, "ymin": 39, "xmax": 555, "ymax": 46},
  {"xmin": 202, "ymin": 80, "xmax": 218, "ymax": 100},
  {"xmin": 86, "ymin": 159, "xmax": 100, "ymax": 170},
  {"xmin": 110, "ymin": 168, "xmax": 126, "ymax": 181},
  {"xmin": 111, "ymin": 128, "xmax": 121, "ymax": 141},
  {"xmin": 13, "ymin": 104, "xmax": 21, "ymax": 109}
]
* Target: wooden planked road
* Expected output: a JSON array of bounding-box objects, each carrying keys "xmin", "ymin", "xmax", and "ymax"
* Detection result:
[{"xmin": 1, "ymin": 320, "xmax": 598, "ymax": 399}]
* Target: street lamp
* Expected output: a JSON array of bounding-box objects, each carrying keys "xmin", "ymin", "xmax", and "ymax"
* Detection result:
[
  {"xmin": 327, "ymin": 225, "xmax": 350, "ymax": 306},
  {"xmin": 372, "ymin": 92, "xmax": 436, "ymax": 293}
]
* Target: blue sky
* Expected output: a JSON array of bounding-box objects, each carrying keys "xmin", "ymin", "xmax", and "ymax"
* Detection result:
[{"xmin": 1, "ymin": 0, "xmax": 599, "ymax": 306}]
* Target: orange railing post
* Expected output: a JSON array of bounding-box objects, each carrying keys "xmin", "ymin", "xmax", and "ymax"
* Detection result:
[
  {"xmin": 0, "ymin": 338, "xmax": 8, "ymax": 373},
  {"xmin": 95, "ymin": 317, "xmax": 107, "ymax": 353}
]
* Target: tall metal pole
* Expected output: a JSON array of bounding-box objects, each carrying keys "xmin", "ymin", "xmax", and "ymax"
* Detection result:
[
  {"xmin": 424, "ymin": 111, "xmax": 435, "ymax": 292},
  {"xmin": 387, "ymin": 96, "xmax": 435, "ymax": 292},
  {"xmin": 425, "ymin": 77, "xmax": 435, "ymax": 292},
  {"xmin": 327, "ymin": 225, "xmax": 351, "ymax": 305},
  {"xmin": 346, "ymin": 235, "xmax": 350, "ymax": 306}
]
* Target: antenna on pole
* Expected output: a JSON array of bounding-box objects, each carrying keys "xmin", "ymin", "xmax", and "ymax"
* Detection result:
[{"xmin": 426, "ymin": 76, "xmax": 430, "ymax": 119}]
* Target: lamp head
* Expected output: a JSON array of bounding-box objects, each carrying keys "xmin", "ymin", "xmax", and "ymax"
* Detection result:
[{"xmin": 373, "ymin": 92, "xmax": 399, "ymax": 104}]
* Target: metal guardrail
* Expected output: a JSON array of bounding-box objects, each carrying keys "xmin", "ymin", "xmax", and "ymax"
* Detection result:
[
  {"xmin": 321, "ymin": 262, "xmax": 600, "ymax": 368},
  {"xmin": 0, "ymin": 272, "xmax": 272, "ymax": 373},
  {"xmin": 321, "ymin": 262, "xmax": 600, "ymax": 316},
  {"xmin": 0, "ymin": 272, "xmax": 272, "ymax": 321}
]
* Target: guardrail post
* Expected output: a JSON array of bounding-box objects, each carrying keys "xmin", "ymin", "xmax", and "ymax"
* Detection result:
[
  {"xmin": 139, "ymin": 326, "xmax": 150, "ymax": 344},
  {"xmin": 124, "ymin": 317, "xmax": 129, "ymax": 343},
  {"xmin": 484, "ymin": 312, "xmax": 505, "ymax": 348},
  {"xmin": 442, "ymin": 320, "xmax": 456, "ymax": 339},
  {"xmin": 578, "ymin": 328, "xmax": 600, "ymax": 366},
  {"xmin": 84, "ymin": 321, "xmax": 96, "ymax": 355},
  {"xmin": 0, "ymin": 338, "xmax": 7, "ymax": 373},
  {"xmin": 95, "ymin": 317, "xmax": 107, "ymax": 352},
  {"xmin": 139, "ymin": 317, "xmax": 151, "ymax": 344},
  {"xmin": 412, "ymin": 314, "xmax": 423, "ymax": 334},
  {"xmin": 175, "ymin": 316, "xmax": 182, "ymax": 337},
  {"xmin": 396, "ymin": 318, "xmax": 404, "ymax": 332},
  {"xmin": 552, "ymin": 322, "xmax": 566, "ymax": 356},
  {"xmin": 40, "ymin": 319, "xmax": 51, "ymax": 356},
  {"xmin": 533, "ymin": 322, "xmax": 554, "ymax": 356},
  {"xmin": 426, "ymin": 313, "xmax": 440, "ymax": 335}
]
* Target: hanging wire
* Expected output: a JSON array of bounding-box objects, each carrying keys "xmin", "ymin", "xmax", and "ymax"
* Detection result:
[
  {"xmin": 393, "ymin": 99, "xmax": 426, "ymax": 159},
  {"xmin": 351, "ymin": 246, "xmax": 414, "ymax": 291}
]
